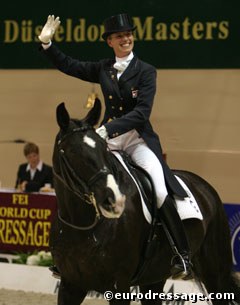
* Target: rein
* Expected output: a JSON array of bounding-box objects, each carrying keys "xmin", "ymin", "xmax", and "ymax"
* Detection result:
[{"xmin": 54, "ymin": 126, "xmax": 110, "ymax": 230}]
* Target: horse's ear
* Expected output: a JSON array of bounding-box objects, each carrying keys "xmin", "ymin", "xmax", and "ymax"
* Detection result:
[
  {"xmin": 56, "ymin": 102, "xmax": 70, "ymax": 130},
  {"xmin": 82, "ymin": 98, "xmax": 101, "ymax": 126}
]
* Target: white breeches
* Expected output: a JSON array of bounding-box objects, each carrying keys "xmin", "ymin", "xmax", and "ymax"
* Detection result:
[{"xmin": 107, "ymin": 129, "xmax": 168, "ymax": 208}]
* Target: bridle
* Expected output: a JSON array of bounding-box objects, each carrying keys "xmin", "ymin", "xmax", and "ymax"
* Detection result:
[{"xmin": 54, "ymin": 125, "xmax": 110, "ymax": 230}]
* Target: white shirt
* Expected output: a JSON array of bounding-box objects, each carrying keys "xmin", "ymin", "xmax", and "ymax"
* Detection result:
[
  {"xmin": 113, "ymin": 52, "xmax": 134, "ymax": 79},
  {"xmin": 26, "ymin": 161, "xmax": 43, "ymax": 180}
]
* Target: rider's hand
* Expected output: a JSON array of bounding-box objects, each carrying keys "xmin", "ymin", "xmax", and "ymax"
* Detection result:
[
  {"xmin": 38, "ymin": 15, "xmax": 61, "ymax": 44},
  {"xmin": 96, "ymin": 126, "xmax": 108, "ymax": 140},
  {"xmin": 18, "ymin": 181, "xmax": 28, "ymax": 192}
]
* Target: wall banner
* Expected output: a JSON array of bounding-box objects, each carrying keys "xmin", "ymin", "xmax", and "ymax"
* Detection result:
[
  {"xmin": 0, "ymin": 191, "xmax": 57, "ymax": 252},
  {"xmin": 0, "ymin": 0, "xmax": 240, "ymax": 69},
  {"xmin": 224, "ymin": 203, "xmax": 240, "ymax": 272}
]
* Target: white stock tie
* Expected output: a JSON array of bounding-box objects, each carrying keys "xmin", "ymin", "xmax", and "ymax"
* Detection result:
[{"xmin": 113, "ymin": 61, "xmax": 129, "ymax": 72}]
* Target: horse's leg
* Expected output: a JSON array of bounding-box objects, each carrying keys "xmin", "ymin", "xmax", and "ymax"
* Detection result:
[
  {"xmin": 194, "ymin": 206, "xmax": 240, "ymax": 305},
  {"xmin": 139, "ymin": 281, "xmax": 166, "ymax": 305},
  {"xmin": 57, "ymin": 280, "xmax": 87, "ymax": 305},
  {"xmin": 108, "ymin": 279, "xmax": 131, "ymax": 305}
]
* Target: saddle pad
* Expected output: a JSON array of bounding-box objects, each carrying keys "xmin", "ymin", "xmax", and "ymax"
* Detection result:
[{"xmin": 112, "ymin": 151, "xmax": 203, "ymax": 224}]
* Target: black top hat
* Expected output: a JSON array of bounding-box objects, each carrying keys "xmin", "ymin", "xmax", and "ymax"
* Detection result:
[{"xmin": 102, "ymin": 13, "xmax": 136, "ymax": 40}]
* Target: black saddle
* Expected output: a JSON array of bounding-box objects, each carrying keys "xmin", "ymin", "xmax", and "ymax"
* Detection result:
[{"xmin": 112, "ymin": 150, "xmax": 157, "ymax": 218}]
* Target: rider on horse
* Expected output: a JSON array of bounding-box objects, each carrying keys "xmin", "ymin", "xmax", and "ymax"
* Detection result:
[{"xmin": 39, "ymin": 13, "xmax": 192, "ymax": 280}]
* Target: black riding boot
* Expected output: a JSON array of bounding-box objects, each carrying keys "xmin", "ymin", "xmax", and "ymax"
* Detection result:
[{"xmin": 158, "ymin": 195, "xmax": 193, "ymax": 280}]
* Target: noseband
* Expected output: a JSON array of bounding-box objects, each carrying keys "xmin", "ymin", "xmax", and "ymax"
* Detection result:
[{"xmin": 54, "ymin": 126, "xmax": 110, "ymax": 230}]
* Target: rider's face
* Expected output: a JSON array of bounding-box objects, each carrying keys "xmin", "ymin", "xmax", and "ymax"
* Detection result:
[{"xmin": 107, "ymin": 31, "xmax": 134, "ymax": 58}]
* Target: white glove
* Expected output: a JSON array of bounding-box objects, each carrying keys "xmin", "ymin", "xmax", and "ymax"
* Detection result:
[
  {"xmin": 96, "ymin": 126, "xmax": 108, "ymax": 140},
  {"xmin": 38, "ymin": 15, "xmax": 61, "ymax": 44}
]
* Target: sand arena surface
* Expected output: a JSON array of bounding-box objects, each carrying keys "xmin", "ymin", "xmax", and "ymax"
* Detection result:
[
  {"xmin": 0, "ymin": 289, "xmax": 106, "ymax": 305},
  {"xmin": 0, "ymin": 289, "xmax": 140, "ymax": 305}
]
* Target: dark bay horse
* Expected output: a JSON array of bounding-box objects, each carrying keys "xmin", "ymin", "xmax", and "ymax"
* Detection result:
[{"xmin": 51, "ymin": 99, "xmax": 240, "ymax": 305}]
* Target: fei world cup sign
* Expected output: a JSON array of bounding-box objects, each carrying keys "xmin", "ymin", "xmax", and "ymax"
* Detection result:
[{"xmin": 0, "ymin": 191, "xmax": 57, "ymax": 252}]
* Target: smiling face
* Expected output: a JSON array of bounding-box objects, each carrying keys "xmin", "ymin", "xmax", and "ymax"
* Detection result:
[{"xmin": 107, "ymin": 31, "xmax": 134, "ymax": 58}]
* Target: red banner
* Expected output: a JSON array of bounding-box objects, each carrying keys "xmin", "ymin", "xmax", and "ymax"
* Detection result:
[{"xmin": 0, "ymin": 190, "xmax": 57, "ymax": 252}]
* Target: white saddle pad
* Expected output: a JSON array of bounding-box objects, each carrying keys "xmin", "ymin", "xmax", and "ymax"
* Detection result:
[{"xmin": 112, "ymin": 151, "xmax": 203, "ymax": 224}]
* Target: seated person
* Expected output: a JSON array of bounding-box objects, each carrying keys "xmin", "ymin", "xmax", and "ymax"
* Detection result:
[{"xmin": 15, "ymin": 142, "xmax": 53, "ymax": 192}]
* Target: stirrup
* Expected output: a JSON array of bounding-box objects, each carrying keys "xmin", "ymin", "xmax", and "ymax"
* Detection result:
[{"xmin": 170, "ymin": 254, "xmax": 193, "ymax": 280}]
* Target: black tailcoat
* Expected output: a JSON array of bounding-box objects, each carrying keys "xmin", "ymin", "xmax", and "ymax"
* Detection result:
[
  {"xmin": 15, "ymin": 163, "xmax": 53, "ymax": 192},
  {"xmin": 43, "ymin": 44, "xmax": 186, "ymax": 197}
]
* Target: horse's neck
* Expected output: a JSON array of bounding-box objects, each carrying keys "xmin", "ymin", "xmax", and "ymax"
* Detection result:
[{"xmin": 56, "ymin": 185, "xmax": 96, "ymax": 228}]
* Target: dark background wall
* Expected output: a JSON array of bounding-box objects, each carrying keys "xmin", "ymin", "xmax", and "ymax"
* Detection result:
[
  {"xmin": 0, "ymin": 0, "xmax": 239, "ymax": 204},
  {"xmin": 1, "ymin": 0, "xmax": 240, "ymax": 68}
]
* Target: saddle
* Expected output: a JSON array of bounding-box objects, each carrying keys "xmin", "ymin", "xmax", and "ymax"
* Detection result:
[{"xmin": 112, "ymin": 150, "xmax": 157, "ymax": 219}]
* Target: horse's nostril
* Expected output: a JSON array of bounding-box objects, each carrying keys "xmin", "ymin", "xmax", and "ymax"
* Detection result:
[{"xmin": 106, "ymin": 187, "xmax": 116, "ymax": 204}]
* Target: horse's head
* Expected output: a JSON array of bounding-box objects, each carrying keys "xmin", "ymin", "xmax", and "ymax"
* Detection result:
[{"xmin": 53, "ymin": 98, "xmax": 126, "ymax": 219}]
